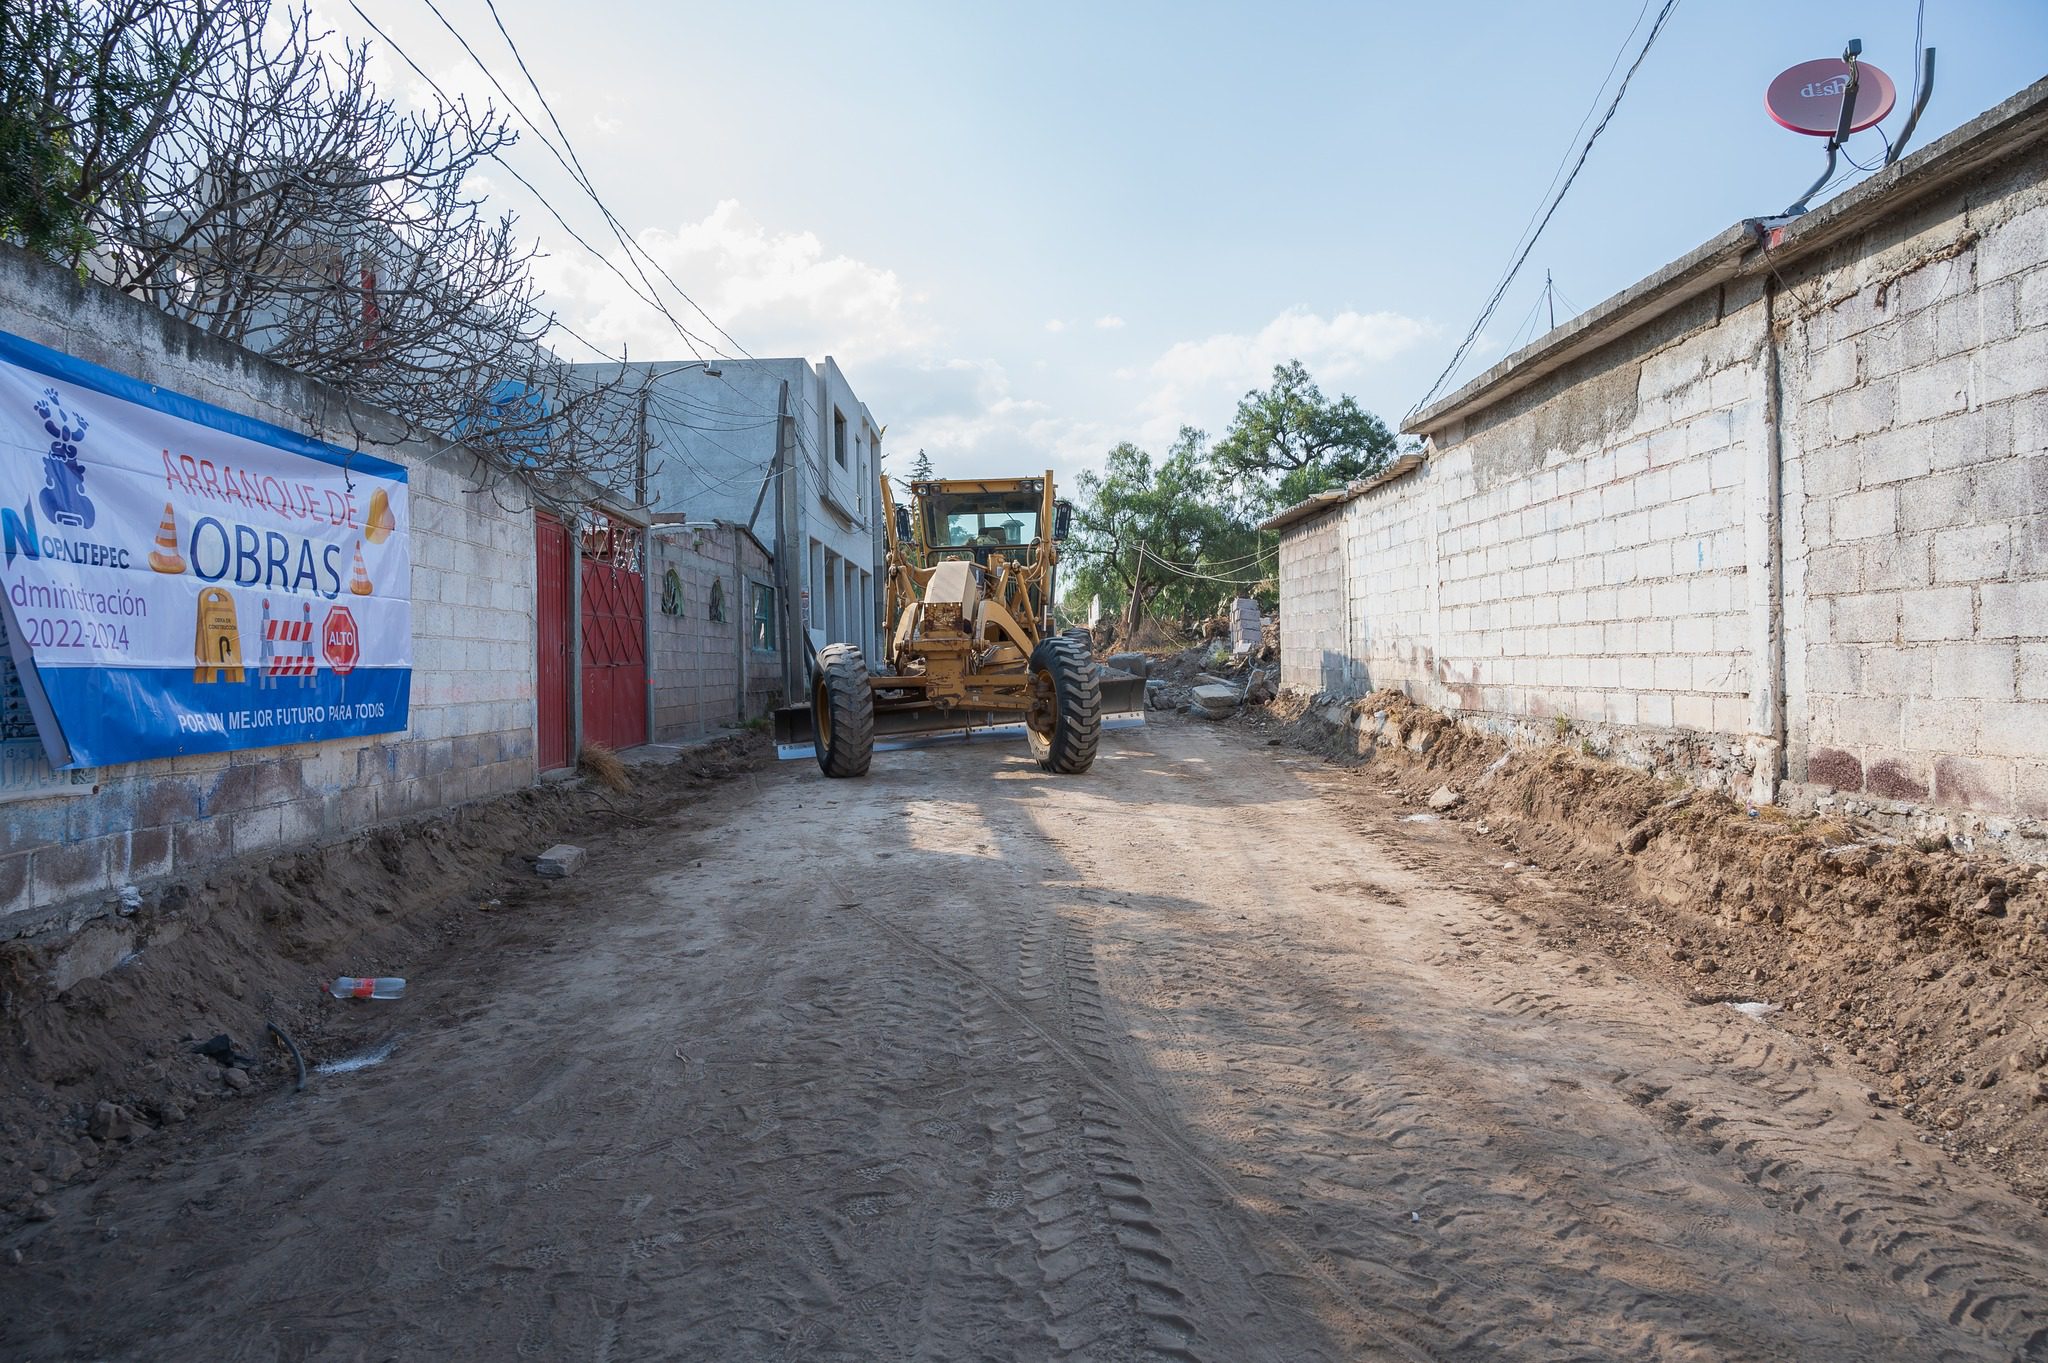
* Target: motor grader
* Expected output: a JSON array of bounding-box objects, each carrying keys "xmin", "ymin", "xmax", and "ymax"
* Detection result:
[{"xmin": 773, "ymin": 470, "xmax": 1145, "ymax": 776}]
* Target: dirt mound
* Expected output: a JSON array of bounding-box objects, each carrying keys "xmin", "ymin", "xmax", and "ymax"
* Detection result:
[
  {"xmin": 1259, "ymin": 689, "xmax": 2048, "ymax": 1202},
  {"xmin": 0, "ymin": 737, "xmax": 761, "ymax": 1217}
]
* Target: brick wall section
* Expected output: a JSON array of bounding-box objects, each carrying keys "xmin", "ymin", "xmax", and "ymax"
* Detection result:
[
  {"xmin": 1276, "ymin": 94, "xmax": 2048, "ymax": 850},
  {"xmin": 0, "ymin": 246, "xmax": 538, "ymax": 923},
  {"xmin": 1779, "ymin": 147, "xmax": 2048, "ymax": 821},
  {"xmin": 649, "ymin": 524, "xmax": 781, "ymax": 740}
]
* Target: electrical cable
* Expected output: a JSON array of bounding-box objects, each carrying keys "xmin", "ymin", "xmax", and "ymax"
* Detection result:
[
  {"xmin": 410, "ymin": 0, "xmax": 730, "ymax": 365},
  {"xmin": 1488, "ymin": 0, "xmax": 1658, "ymax": 319},
  {"xmin": 480, "ymin": 0, "xmax": 758, "ymax": 362},
  {"xmin": 1408, "ymin": 0, "xmax": 1683, "ymax": 418}
]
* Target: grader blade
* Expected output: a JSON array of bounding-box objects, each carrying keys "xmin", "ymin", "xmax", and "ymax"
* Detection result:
[{"xmin": 771, "ymin": 669, "xmax": 1147, "ymax": 762}]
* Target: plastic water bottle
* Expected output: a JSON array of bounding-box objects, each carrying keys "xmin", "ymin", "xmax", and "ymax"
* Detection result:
[{"xmin": 328, "ymin": 976, "xmax": 406, "ymax": 1000}]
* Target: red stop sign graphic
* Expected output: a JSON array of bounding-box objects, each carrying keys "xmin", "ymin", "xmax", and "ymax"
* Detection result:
[{"xmin": 322, "ymin": 605, "xmax": 360, "ymax": 675}]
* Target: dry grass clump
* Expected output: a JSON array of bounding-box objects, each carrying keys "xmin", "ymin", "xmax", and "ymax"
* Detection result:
[{"xmin": 578, "ymin": 742, "xmax": 632, "ymax": 793}]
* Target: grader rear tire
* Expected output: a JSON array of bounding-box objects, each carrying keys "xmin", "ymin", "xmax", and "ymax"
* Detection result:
[
  {"xmin": 812, "ymin": 643, "xmax": 874, "ymax": 778},
  {"xmin": 1026, "ymin": 635, "xmax": 1101, "ymax": 774}
]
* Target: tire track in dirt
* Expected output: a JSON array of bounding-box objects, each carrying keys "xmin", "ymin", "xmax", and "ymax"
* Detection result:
[{"xmin": 1038, "ymin": 725, "xmax": 2048, "ymax": 1361}]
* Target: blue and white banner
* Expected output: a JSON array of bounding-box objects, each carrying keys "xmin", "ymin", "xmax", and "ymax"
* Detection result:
[{"xmin": 0, "ymin": 329, "xmax": 412, "ymax": 769}]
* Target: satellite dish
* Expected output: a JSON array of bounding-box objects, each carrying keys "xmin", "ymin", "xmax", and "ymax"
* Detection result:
[{"xmin": 1767, "ymin": 58, "xmax": 1897, "ymax": 136}]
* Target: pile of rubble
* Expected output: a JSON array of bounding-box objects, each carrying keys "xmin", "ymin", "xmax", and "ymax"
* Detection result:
[{"xmin": 1101, "ymin": 638, "xmax": 1277, "ymax": 720}]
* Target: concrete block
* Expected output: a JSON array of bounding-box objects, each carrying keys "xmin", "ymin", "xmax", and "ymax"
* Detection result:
[
  {"xmin": 1860, "ymin": 647, "xmax": 1932, "ymax": 697},
  {"xmin": 1971, "ymin": 454, "xmax": 2048, "ymax": 521},
  {"xmin": 1672, "ymin": 693, "xmax": 1717, "ymax": 731},
  {"xmin": 1830, "ymin": 379, "xmax": 1896, "ymax": 441},
  {"xmin": 1976, "ymin": 702, "xmax": 2048, "ymax": 760},
  {"xmin": 1833, "ymin": 488, "xmax": 1897, "ymax": 541},
  {"xmin": 1979, "ymin": 202, "xmax": 2048, "ymax": 282},
  {"xmin": 2023, "ymin": 643, "xmax": 2048, "ymax": 701},
  {"xmin": 1806, "ymin": 645, "xmax": 1859, "ymax": 693},
  {"xmin": 1900, "ymin": 586, "xmax": 1976, "ymax": 643},
  {"xmin": 1898, "ymin": 357, "xmax": 1973, "ymax": 424},
  {"xmin": 1903, "ymin": 697, "xmax": 1983, "ymax": 753},
  {"xmin": 1898, "ymin": 470, "xmax": 1974, "ymax": 532},
  {"xmin": 31, "ymin": 833, "xmax": 118, "ymax": 908},
  {"xmin": 1981, "ymin": 580, "xmax": 2048, "ymax": 639},
  {"xmin": 1806, "ymin": 339, "xmax": 1858, "ymax": 396},
  {"xmin": 1932, "ymin": 524, "xmax": 2013, "ymax": 582},
  {"xmin": 1860, "ymin": 534, "xmax": 1931, "ymax": 591},
  {"xmin": 1833, "ymin": 594, "xmax": 1900, "ymax": 644},
  {"xmin": 1802, "ymin": 445, "xmax": 1861, "ymax": 497},
  {"xmin": 1858, "ymin": 427, "xmax": 1933, "ymax": 486},
  {"xmin": 1835, "ymin": 697, "xmax": 1903, "ymax": 745},
  {"xmin": 1806, "ymin": 545, "xmax": 1861, "ymax": 596},
  {"xmin": 1934, "ymin": 754, "xmax": 2014, "ymax": 811},
  {"xmin": 1929, "ymin": 643, "xmax": 2015, "ymax": 702}
]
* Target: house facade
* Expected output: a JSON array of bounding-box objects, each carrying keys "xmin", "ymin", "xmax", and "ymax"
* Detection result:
[{"xmin": 571, "ymin": 356, "xmax": 885, "ymax": 696}]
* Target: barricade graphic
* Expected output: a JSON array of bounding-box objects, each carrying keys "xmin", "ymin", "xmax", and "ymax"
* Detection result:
[{"xmin": 259, "ymin": 598, "xmax": 317, "ymax": 688}]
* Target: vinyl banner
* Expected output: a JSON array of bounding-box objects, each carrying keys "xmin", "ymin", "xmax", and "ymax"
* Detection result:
[{"xmin": 0, "ymin": 329, "xmax": 411, "ymax": 769}]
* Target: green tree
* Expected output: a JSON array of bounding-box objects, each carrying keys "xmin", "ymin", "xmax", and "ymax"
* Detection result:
[
  {"xmin": 1065, "ymin": 428, "xmax": 1267, "ymax": 637},
  {"xmin": 910, "ymin": 448, "xmax": 934, "ymax": 481},
  {"xmin": 1211, "ymin": 360, "xmax": 1397, "ymax": 512},
  {"xmin": 0, "ymin": 2, "xmax": 215, "ymax": 263}
]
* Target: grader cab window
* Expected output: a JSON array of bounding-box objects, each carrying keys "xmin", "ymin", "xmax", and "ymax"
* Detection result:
[{"xmin": 924, "ymin": 491, "xmax": 1043, "ymax": 562}]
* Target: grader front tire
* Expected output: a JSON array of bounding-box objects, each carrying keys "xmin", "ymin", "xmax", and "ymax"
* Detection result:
[
  {"xmin": 813, "ymin": 644, "xmax": 874, "ymax": 778},
  {"xmin": 1026, "ymin": 635, "xmax": 1102, "ymax": 774}
]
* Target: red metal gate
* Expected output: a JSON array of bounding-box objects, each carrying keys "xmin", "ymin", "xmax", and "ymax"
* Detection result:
[
  {"xmin": 579, "ymin": 515, "xmax": 647, "ymax": 752},
  {"xmin": 534, "ymin": 512, "xmax": 574, "ymax": 771}
]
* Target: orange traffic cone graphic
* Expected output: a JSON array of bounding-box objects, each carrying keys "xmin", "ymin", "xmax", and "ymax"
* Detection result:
[
  {"xmin": 348, "ymin": 539, "xmax": 373, "ymax": 596},
  {"xmin": 148, "ymin": 502, "xmax": 186, "ymax": 574}
]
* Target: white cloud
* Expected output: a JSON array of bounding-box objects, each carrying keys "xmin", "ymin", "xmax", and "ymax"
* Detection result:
[
  {"xmin": 1137, "ymin": 306, "xmax": 1434, "ymax": 446},
  {"xmin": 877, "ymin": 356, "xmax": 1109, "ymax": 487},
  {"xmin": 590, "ymin": 112, "xmax": 622, "ymax": 135},
  {"xmin": 1094, "ymin": 315, "xmax": 1125, "ymax": 330},
  {"xmin": 1043, "ymin": 319, "xmax": 1067, "ymax": 333},
  {"xmin": 534, "ymin": 199, "xmax": 935, "ymax": 364}
]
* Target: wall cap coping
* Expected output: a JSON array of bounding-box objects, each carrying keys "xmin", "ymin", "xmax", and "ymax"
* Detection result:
[{"xmin": 1258, "ymin": 451, "xmax": 1426, "ymax": 534}]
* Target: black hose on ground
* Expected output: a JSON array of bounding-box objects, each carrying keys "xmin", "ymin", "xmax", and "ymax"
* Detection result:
[{"xmin": 266, "ymin": 1021, "xmax": 308, "ymax": 1093}]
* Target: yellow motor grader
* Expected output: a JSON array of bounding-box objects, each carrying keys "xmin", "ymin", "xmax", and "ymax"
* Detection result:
[{"xmin": 773, "ymin": 471, "xmax": 1146, "ymax": 776}]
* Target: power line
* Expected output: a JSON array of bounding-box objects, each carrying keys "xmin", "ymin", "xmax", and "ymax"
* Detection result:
[
  {"xmin": 1408, "ymin": 0, "xmax": 1683, "ymax": 418},
  {"xmin": 478, "ymin": 0, "xmax": 758, "ymax": 363},
  {"xmin": 407, "ymin": 0, "xmax": 732, "ymax": 366}
]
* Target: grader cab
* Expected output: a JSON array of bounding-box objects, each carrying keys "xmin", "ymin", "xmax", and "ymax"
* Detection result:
[{"xmin": 773, "ymin": 471, "xmax": 1145, "ymax": 776}]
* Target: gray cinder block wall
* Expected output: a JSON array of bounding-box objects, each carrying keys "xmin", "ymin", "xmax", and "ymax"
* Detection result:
[
  {"xmin": 1270, "ymin": 79, "xmax": 2048, "ymax": 858},
  {"xmin": 0, "ymin": 246, "xmax": 540, "ymax": 923},
  {"xmin": 649, "ymin": 522, "xmax": 781, "ymax": 738}
]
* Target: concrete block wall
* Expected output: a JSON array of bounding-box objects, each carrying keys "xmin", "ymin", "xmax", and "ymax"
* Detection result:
[
  {"xmin": 1781, "ymin": 141, "xmax": 2048, "ymax": 820},
  {"xmin": 1278, "ymin": 89, "xmax": 2048, "ymax": 851},
  {"xmin": 1430, "ymin": 298, "xmax": 1763, "ymax": 736},
  {"xmin": 1288, "ymin": 290, "xmax": 1767, "ymax": 754},
  {"xmin": 1276, "ymin": 510, "xmax": 1344, "ymax": 690},
  {"xmin": 649, "ymin": 524, "xmax": 779, "ymax": 740},
  {"xmin": 0, "ymin": 246, "xmax": 539, "ymax": 923}
]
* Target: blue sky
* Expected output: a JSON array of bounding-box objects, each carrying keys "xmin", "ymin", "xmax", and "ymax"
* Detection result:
[{"xmin": 344, "ymin": 0, "xmax": 2048, "ymax": 487}]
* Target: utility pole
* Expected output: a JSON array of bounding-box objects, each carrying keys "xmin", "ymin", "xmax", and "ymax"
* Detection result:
[
  {"xmin": 771, "ymin": 379, "xmax": 804, "ymax": 702},
  {"xmin": 1545, "ymin": 270, "xmax": 1556, "ymax": 332},
  {"xmin": 637, "ymin": 366, "xmax": 655, "ymax": 747},
  {"xmin": 634, "ymin": 368, "xmax": 650, "ymax": 508}
]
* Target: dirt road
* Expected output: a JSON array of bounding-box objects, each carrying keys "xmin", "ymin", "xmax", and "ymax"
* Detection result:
[{"xmin": 7, "ymin": 721, "xmax": 2048, "ymax": 1361}]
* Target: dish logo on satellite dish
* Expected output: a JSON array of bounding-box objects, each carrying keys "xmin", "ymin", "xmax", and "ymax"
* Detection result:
[{"xmin": 1800, "ymin": 75, "xmax": 1852, "ymax": 99}]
